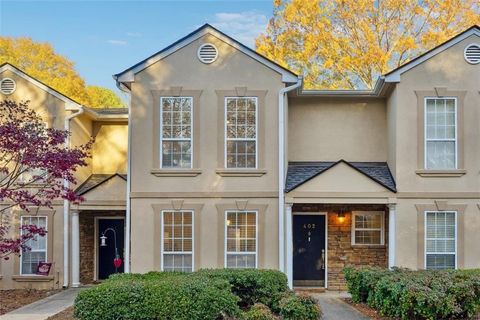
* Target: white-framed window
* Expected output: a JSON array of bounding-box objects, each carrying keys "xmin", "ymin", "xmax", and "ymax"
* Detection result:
[
  {"xmin": 225, "ymin": 97, "xmax": 257, "ymax": 169},
  {"xmin": 20, "ymin": 216, "xmax": 47, "ymax": 275},
  {"xmin": 161, "ymin": 210, "xmax": 193, "ymax": 272},
  {"xmin": 425, "ymin": 211, "xmax": 457, "ymax": 270},
  {"xmin": 425, "ymin": 97, "xmax": 457, "ymax": 169},
  {"xmin": 160, "ymin": 97, "xmax": 193, "ymax": 168},
  {"xmin": 351, "ymin": 211, "xmax": 384, "ymax": 245},
  {"xmin": 225, "ymin": 211, "xmax": 257, "ymax": 268}
]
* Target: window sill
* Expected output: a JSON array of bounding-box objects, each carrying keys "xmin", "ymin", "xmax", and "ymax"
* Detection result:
[
  {"xmin": 415, "ymin": 169, "xmax": 466, "ymax": 177},
  {"xmin": 216, "ymin": 169, "xmax": 267, "ymax": 177},
  {"xmin": 150, "ymin": 169, "xmax": 202, "ymax": 177},
  {"xmin": 12, "ymin": 275, "xmax": 54, "ymax": 282},
  {"xmin": 351, "ymin": 244, "xmax": 386, "ymax": 248}
]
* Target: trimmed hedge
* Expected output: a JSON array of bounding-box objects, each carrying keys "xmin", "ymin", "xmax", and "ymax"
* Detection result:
[
  {"xmin": 277, "ymin": 292, "xmax": 321, "ymax": 320},
  {"xmin": 74, "ymin": 273, "xmax": 241, "ymax": 320},
  {"xmin": 74, "ymin": 269, "xmax": 321, "ymax": 320},
  {"xmin": 344, "ymin": 267, "xmax": 480, "ymax": 320},
  {"xmin": 195, "ymin": 268, "xmax": 288, "ymax": 307}
]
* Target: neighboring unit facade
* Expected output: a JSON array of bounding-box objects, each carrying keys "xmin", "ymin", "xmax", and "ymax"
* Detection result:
[
  {"xmin": 1, "ymin": 25, "xmax": 479, "ymax": 290},
  {"xmin": 0, "ymin": 63, "xmax": 128, "ymax": 289}
]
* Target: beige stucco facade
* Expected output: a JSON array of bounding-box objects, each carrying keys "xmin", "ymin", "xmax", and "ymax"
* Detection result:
[
  {"xmin": 127, "ymin": 31, "xmax": 285, "ymax": 272},
  {"xmin": 0, "ymin": 64, "xmax": 127, "ymax": 289},
  {"xmin": 0, "ymin": 25, "xmax": 479, "ymax": 290}
]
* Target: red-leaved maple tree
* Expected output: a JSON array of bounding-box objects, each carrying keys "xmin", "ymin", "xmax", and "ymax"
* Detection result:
[{"xmin": 0, "ymin": 100, "xmax": 91, "ymax": 260}]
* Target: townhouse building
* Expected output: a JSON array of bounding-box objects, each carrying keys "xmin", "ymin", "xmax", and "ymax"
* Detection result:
[{"xmin": 0, "ymin": 24, "xmax": 479, "ymax": 290}]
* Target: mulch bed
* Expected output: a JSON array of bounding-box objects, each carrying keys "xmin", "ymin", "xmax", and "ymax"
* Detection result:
[
  {"xmin": 0, "ymin": 289, "xmax": 60, "ymax": 315},
  {"xmin": 342, "ymin": 298, "xmax": 392, "ymax": 320},
  {"xmin": 46, "ymin": 306, "xmax": 75, "ymax": 320}
]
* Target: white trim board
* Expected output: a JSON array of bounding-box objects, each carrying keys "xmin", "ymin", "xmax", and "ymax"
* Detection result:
[
  {"xmin": 384, "ymin": 27, "xmax": 480, "ymax": 83},
  {"xmin": 0, "ymin": 63, "xmax": 83, "ymax": 110},
  {"xmin": 114, "ymin": 24, "xmax": 298, "ymax": 84}
]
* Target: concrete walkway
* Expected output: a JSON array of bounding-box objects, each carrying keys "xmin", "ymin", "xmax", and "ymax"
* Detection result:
[
  {"xmin": 312, "ymin": 291, "xmax": 371, "ymax": 320},
  {"xmin": 0, "ymin": 288, "xmax": 81, "ymax": 320}
]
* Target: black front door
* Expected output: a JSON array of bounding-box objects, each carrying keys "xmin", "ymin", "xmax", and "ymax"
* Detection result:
[
  {"xmin": 293, "ymin": 215, "xmax": 326, "ymax": 287},
  {"xmin": 98, "ymin": 219, "xmax": 125, "ymax": 280}
]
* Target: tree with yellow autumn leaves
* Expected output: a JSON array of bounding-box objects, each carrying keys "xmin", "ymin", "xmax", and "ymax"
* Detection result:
[
  {"xmin": 256, "ymin": 0, "xmax": 480, "ymax": 89},
  {"xmin": 0, "ymin": 37, "xmax": 124, "ymax": 108}
]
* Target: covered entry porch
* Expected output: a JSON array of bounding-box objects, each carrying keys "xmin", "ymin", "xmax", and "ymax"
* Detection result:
[
  {"xmin": 284, "ymin": 160, "xmax": 397, "ymax": 289},
  {"xmin": 71, "ymin": 173, "xmax": 127, "ymax": 286},
  {"xmin": 286, "ymin": 203, "xmax": 394, "ymax": 290}
]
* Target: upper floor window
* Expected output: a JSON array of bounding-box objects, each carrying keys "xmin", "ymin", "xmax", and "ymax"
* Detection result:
[
  {"xmin": 425, "ymin": 98, "xmax": 457, "ymax": 169},
  {"xmin": 21, "ymin": 216, "xmax": 47, "ymax": 275},
  {"xmin": 425, "ymin": 211, "xmax": 456, "ymax": 270},
  {"xmin": 160, "ymin": 97, "xmax": 193, "ymax": 168},
  {"xmin": 225, "ymin": 97, "xmax": 257, "ymax": 169}
]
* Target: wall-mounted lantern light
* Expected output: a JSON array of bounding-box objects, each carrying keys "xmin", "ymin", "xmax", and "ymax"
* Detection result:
[{"xmin": 337, "ymin": 208, "xmax": 346, "ymax": 223}]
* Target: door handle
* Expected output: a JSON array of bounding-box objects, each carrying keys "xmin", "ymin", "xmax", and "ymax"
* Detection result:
[{"xmin": 321, "ymin": 249, "xmax": 325, "ymax": 269}]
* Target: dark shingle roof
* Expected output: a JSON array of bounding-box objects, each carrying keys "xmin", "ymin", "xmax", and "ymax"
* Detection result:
[
  {"xmin": 75, "ymin": 173, "xmax": 127, "ymax": 196},
  {"xmin": 285, "ymin": 160, "xmax": 396, "ymax": 193}
]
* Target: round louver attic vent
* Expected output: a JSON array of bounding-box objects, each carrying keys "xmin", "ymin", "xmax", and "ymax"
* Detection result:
[
  {"xmin": 464, "ymin": 44, "xmax": 480, "ymax": 64},
  {"xmin": 0, "ymin": 78, "xmax": 16, "ymax": 95},
  {"xmin": 197, "ymin": 43, "xmax": 218, "ymax": 64}
]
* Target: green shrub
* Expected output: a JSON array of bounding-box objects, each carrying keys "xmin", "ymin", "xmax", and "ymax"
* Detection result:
[
  {"xmin": 242, "ymin": 303, "xmax": 277, "ymax": 320},
  {"xmin": 196, "ymin": 269, "xmax": 288, "ymax": 308},
  {"xmin": 74, "ymin": 274, "xmax": 241, "ymax": 320},
  {"xmin": 344, "ymin": 267, "xmax": 480, "ymax": 320},
  {"xmin": 343, "ymin": 266, "xmax": 390, "ymax": 303},
  {"xmin": 277, "ymin": 292, "xmax": 321, "ymax": 320}
]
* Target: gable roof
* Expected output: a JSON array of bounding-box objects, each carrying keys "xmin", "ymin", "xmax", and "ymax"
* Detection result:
[
  {"xmin": 285, "ymin": 160, "xmax": 396, "ymax": 193},
  {"xmin": 113, "ymin": 23, "xmax": 298, "ymax": 87},
  {"xmin": 384, "ymin": 25, "xmax": 480, "ymax": 82},
  {"xmin": 0, "ymin": 63, "xmax": 83, "ymax": 110},
  {"xmin": 75, "ymin": 173, "xmax": 127, "ymax": 196}
]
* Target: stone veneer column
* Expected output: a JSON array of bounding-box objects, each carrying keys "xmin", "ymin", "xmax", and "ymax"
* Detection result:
[
  {"xmin": 71, "ymin": 210, "xmax": 81, "ymax": 287},
  {"xmin": 388, "ymin": 204, "xmax": 396, "ymax": 269}
]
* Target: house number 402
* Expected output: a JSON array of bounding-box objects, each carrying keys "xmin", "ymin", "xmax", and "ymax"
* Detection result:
[{"xmin": 303, "ymin": 224, "xmax": 316, "ymax": 229}]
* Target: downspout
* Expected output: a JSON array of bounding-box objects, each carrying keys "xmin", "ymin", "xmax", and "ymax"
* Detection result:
[
  {"xmin": 63, "ymin": 106, "xmax": 84, "ymax": 288},
  {"xmin": 278, "ymin": 78, "xmax": 302, "ymax": 273},
  {"xmin": 115, "ymin": 80, "xmax": 131, "ymax": 273}
]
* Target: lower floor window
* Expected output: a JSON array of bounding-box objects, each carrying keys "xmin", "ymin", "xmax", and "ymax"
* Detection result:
[
  {"xmin": 225, "ymin": 211, "xmax": 257, "ymax": 268},
  {"xmin": 351, "ymin": 211, "xmax": 384, "ymax": 245},
  {"xmin": 162, "ymin": 211, "xmax": 193, "ymax": 272},
  {"xmin": 21, "ymin": 216, "xmax": 47, "ymax": 275},
  {"xmin": 425, "ymin": 211, "xmax": 456, "ymax": 270}
]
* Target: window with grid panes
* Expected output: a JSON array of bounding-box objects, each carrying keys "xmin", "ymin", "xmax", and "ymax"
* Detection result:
[
  {"xmin": 162, "ymin": 211, "xmax": 193, "ymax": 272},
  {"xmin": 225, "ymin": 97, "xmax": 257, "ymax": 168},
  {"xmin": 160, "ymin": 97, "xmax": 193, "ymax": 168},
  {"xmin": 425, "ymin": 98, "xmax": 457, "ymax": 169},
  {"xmin": 20, "ymin": 216, "xmax": 47, "ymax": 275},
  {"xmin": 225, "ymin": 211, "xmax": 257, "ymax": 268},
  {"xmin": 352, "ymin": 212, "xmax": 384, "ymax": 245}
]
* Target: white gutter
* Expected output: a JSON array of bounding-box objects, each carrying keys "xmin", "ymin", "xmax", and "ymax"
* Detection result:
[
  {"xmin": 278, "ymin": 78, "xmax": 302, "ymax": 273},
  {"xmin": 114, "ymin": 80, "xmax": 132, "ymax": 273},
  {"xmin": 63, "ymin": 106, "xmax": 84, "ymax": 288}
]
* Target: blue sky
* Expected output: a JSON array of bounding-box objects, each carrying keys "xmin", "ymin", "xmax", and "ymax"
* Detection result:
[{"xmin": 0, "ymin": 1, "xmax": 273, "ymax": 98}]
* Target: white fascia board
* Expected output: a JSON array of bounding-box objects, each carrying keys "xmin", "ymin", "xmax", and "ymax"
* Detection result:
[
  {"xmin": 384, "ymin": 29, "xmax": 480, "ymax": 83},
  {"xmin": 0, "ymin": 64, "xmax": 83, "ymax": 110},
  {"xmin": 116, "ymin": 26, "xmax": 298, "ymax": 84}
]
